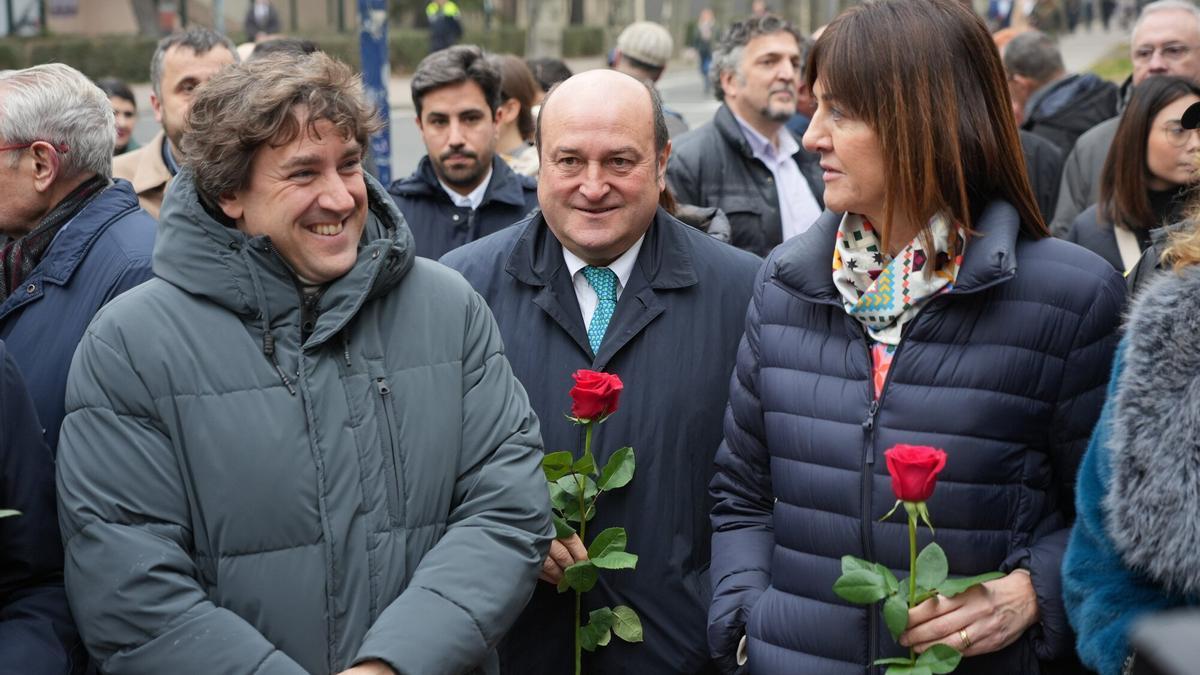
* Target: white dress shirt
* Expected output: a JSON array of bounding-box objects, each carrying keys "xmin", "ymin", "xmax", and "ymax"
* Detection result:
[
  {"xmin": 561, "ymin": 235, "xmax": 646, "ymax": 329},
  {"xmin": 438, "ymin": 167, "xmax": 492, "ymax": 210},
  {"xmin": 732, "ymin": 112, "xmax": 822, "ymax": 241}
]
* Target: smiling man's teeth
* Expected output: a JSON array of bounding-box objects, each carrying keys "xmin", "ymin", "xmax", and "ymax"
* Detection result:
[{"xmin": 309, "ymin": 223, "xmax": 344, "ymax": 236}]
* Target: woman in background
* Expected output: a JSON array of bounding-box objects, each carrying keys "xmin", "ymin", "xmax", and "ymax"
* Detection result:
[
  {"xmin": 1067, "ymin": 75, "xmax": 1200, "ymax": 273},
  {"xmin": 96, "ymin": 77, "xmax": 138, "ymax": 155},
  {"xmin": 491, "ymin": 54, "xmax": 540, "ymax": 177}
]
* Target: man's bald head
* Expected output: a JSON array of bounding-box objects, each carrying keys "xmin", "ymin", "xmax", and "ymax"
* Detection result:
[{"xmin": 536, "ymin": 69, "xmax": 669, "ymax": 157}]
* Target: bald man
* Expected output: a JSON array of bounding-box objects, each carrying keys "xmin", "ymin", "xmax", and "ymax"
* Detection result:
[{"xmin": 441, "ymin": 71, "xmax": 761, "ymax": 674}]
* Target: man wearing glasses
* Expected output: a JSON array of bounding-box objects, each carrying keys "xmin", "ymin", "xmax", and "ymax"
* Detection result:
[
  {"xmin": 0, "ymin": 63, "xmax": 154, "ymax": 674},
  {"xmin": 1052, "ymin": 0, "xmax": 1200, "ymax": 234},
  {"xmin": 0, "ymin": 63, "xmax": 155, "ymax": 457}
]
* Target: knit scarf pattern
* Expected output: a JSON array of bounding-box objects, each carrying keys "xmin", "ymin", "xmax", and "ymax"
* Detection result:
[
  {"xmin": 832, "ymin": 212, "xmax": 964, "ymax": 347},
  {"xmin": 0, "ymin": 174, "xmax": 111, "ymax": 302}
]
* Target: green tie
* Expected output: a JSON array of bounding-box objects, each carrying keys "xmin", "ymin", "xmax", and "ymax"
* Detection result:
[{"xmin": 582, "ymin": 266, "xmax": 618, "ymax": 354}]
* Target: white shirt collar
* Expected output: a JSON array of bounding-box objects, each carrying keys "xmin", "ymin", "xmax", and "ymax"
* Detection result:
[
  {"xmin": 562, "ymin": 234, "xmax": 646, "ymax": 290},
  {"xmin": 438, "ymin": 166, "xmax": 492, "ymax": 210},
  {"xmin": 731, "ymin": 110, "xmax": 799, "ymax": 166}
]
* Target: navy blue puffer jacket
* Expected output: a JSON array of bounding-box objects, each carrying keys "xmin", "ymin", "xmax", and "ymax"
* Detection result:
[{"xmin": 709, "ymin": 202, "xmax": 1124, "ymax": 674}]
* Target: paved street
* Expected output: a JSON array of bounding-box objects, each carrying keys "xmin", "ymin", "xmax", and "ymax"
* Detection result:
[{"xmin": 129, "ymin": 23, "xmax": 1128, "ymax": 181}]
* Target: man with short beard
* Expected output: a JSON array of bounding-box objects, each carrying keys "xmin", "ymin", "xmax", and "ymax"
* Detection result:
[
  {"xmin": 389, "ymin": 45, "xmax": 538, "ymax": 259},
  {"xmin": 668, "ymin": 14, "xmax": 824, "ymax": 257},
  {"xmin": 113, "ymin": 27, "xmax": 238, "ymax": 219}
]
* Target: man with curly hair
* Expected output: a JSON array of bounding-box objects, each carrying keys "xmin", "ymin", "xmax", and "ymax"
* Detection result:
[{"xmin": 57, "ymin": 51, "xmax": 552, "ymax": 675}]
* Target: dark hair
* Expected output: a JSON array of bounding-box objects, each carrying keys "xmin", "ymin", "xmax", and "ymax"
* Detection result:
[
  {"xmin": 806, "ymin": 0, "xmax": 1046, "ymax": 250},
  {"xmin": 525, "ymin": 57, "xmax": 573, "ymax": 92},
  {"xmin": 183, "ymin": 52, "xmax": 382, "ymax": 209},
  {"xmin": 1100, "ymin": 75, "xmax": 1200, "ymax": 231},
  {"xmin": 535, "ymin": 74, "xmax": 669, "ymax": 157},
  {"xmin": 710, "ymin": 14, "xmax": 802, "ymax": 101},
  {"xmin": 492, "ymin": 53, "xmax": 539, "ymax": 141},
  {"xmin": 250, "ymin": 37, "xmax": 319, "ymax": 60},
  {"xmin": 411, "ymin": 44, "xmax": 502, "ymax": 118},
  {"xmin": 1002, "ymin": 30, "xmax": 1064, "ymax": 83},
  {"xmin": 150, "ymin": 27, "xmax": 239, "ymax": 98},
  {"xmin": 95, "ymin": 76, "xmax": 135, "ymax": 107}
]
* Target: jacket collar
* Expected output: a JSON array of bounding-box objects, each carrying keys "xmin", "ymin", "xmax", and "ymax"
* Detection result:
[
  {"xmin": 153, "ymin": 167, "xmax": 415, "ymax": 349},
  {"xmin": 504, "ymin": 207, "xmax": 699, "ymax": 367},
  {"xmin": 392, "ymin": 154, "xmax": 531, "ymax": 208},
  {"xmin": 35, "ymin": 180, "xmax": 140, "ymax": 288},
  {"xmin": 128, "ymin": 131, "xmax": 173, "ymax": 195},
  {"xmin": 504, "ymin": 207, "xmax": 698, "ymax": 291},
  {"xmin": 773, "ymin": 201, "xmax": 1020, "ymax": 304},
  {"xmin": 714, "ymin": 103, "xmax": 805, "ymax": 163}
]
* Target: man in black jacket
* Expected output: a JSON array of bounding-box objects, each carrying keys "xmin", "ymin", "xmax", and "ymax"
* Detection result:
[
  {"xmin": 389, "ymin": 45, "xmax": 537, "ymax": 259},
  {"xmin": 441, "ymin": 70, "xmax": 762, "ymax": 674},
  {"xmin": 1004, "ymin": 30, "xmax": 1119, "ymax": 155},
  {"xmin": 668, "ymin": 14, "xmax": 824, "ymax": 257}
]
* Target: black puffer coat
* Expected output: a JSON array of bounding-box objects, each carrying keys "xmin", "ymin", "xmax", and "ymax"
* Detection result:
[{"xmin": 708, "ymin": 203, "xmax": 1124, "ymax": 674}]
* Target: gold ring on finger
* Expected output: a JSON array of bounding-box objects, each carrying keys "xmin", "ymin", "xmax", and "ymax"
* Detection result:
[{"xmin": 958, "ymin": 628, "xmax": 972, "ymax": 650}]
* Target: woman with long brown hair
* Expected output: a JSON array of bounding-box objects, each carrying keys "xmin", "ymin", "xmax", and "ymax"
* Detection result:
[
  {"xmin": 1066, "ymin": 75, "xmax": 1200, "ymax": 272},
  {"xmin": 707, "ymin": 0, "xmax": 1125, "ymax": 672}
]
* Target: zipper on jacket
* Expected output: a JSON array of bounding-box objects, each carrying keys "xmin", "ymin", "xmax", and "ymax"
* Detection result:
[{"xmin": 375, "ymin": 376, "xmax": 403, "ymax": 527}]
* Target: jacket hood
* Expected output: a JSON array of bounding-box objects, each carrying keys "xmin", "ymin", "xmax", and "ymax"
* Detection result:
[
  {"xmin": 1107, "ymin": 265, "xmax": 1200, "ymax": 597},
  {"xmin": 153, "ymin": 167, "xmax": 415, "ymax": 350}
]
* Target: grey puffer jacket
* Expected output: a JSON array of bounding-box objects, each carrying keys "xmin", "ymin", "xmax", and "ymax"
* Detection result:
[{"xmin": 56, "ymin": 169, "xmax": 553, "ymax": 675}]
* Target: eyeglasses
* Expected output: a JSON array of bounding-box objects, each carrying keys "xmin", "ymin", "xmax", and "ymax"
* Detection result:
[
  {"xmin": 1162, "ymin": 123, "xmax": 1200, "ymax": 147},
  {"xmin": 0, "ymin": 141, "xmax": 68, "ymax": 154},
  {"xmin": 1133, "ymin": 43, "xmax": 1199, "ymax": 63}
]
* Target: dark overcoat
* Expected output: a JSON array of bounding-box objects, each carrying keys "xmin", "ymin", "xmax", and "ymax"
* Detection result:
[
  {"xmin": 0, "ymin": 179, "xmax": 154, "ymax": 454},
  {"xmin": 441, "ymin": 208, "xmax": 762, "ymax": 674}
]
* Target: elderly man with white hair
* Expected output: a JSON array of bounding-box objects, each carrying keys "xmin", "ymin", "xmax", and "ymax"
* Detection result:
[{"xmin": 0, "ymin": 63, "xmax": 155, "ymax": 456}]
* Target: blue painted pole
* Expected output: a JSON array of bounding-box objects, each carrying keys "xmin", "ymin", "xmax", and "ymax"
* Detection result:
[{"xmin": 358, "ymin": 0, "xmax": 392, "ymax": 185}]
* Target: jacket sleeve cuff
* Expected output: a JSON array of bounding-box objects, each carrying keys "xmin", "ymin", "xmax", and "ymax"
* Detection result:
[{"xmin": 1001, "ymin": 530, "xmax": 1072, "ymax": 662}]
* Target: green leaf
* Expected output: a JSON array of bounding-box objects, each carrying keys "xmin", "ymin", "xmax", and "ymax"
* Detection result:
[
  {"xmin": 875, "ymin": 563, "xmax": 900, "ymax": 595},
  {"xmin": 593, "ymin": 551, "xmax": 638, "ymax": 570},
  {"xmin": 883, "ymin": 593, "xmax": 909, "ymax": 640},
  {"xmin": 917, "ymin": 501, "xmax": 935, "ymax": 533},
  {"xmin": 573, "ymin": 450, "xmax": 596, "ymax": 476},
  {"xmin": 874, "ymin": 657, "xmax": 916, "ymax": 666},
  {"xmin": 542, "ymin": 451, "xmax": 574, "ymax": 481},
  {"xmin": 832, "ymin": 569, "xmax": 889, "ymax": 605},
  {"xmin": 548, "ymin": 481, "xmax": 572, "ymax": 513},
  {"xmin": 884, "ymin": 665, "xmax": 931, "ymax": 675},
  {"xmin": 0, "ymin": 509, "xmax": 19, "ymax": 518},
  {"xmin": 556, "ymin": 474, "xmax": 598, "ymax": 502},
  {"xmin": 936, "ymin": 571, "xmax": 1005, "ymax": 598},
  {"xmin": 587, "ymin": 527, "xmax": 627, "ymax": 559},
  {"xmin": 915, "ymin": 644, "xmax": 962, "ymax": 674},
  {"xmin": 611, "ymin": 605, "xmax": 644, "ymax": 642},
  {"xmin": 841, "ymin": 555, "xmax": 875, "ymax": 576},
  {"xmin": 597, "ymin": 447, "xmax": 635, "ymax": 491},
  {"xmin": 551, "ymin": 513, "xmax": 576, "ymax": 539},
  {"xmin": 579, "ymin": 607, "xmax": 615, "ymax": 651},
  {"xmin": 915, "ymin": 543, "xmax": 948, "ymax": 590},
  {"xmin": 564, "ymin": 560, "xmax": 599, "ymax": 593}
]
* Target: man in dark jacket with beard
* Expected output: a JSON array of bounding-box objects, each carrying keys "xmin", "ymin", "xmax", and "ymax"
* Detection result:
[
  {"xmin": 1004, "ymin": 30, "xmax": 1119, "ymax": 155},
  {"xmin": 389, "ymin": 46, "xmax": 538, "ymax": 259},
  {"xmin": 442, "ymin": 70, "xmax": 762, "ymax": 674},
  {"xmin": 668, "ymin": 14, "xmax": 824, "ymax": 257},
  {"xmin": 56, "ymin": 52, "xmax": 551, "ymax": 675}
]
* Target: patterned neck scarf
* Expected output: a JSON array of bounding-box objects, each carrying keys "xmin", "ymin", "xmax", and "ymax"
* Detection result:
[
  {"xmin": 833, "ymin": 212, "xmax": 964, "ymax": 346},
  {"xmin": 0, "ymin": 174, "xmax": 111, "ymax": 302}
]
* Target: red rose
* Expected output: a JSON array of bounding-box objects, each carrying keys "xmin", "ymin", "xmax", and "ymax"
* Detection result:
[
  {"xmin": 883, "ymin": 444, "xmax": 947, "ymax": 502},
  {"xmin": 569, "ymin": 370, "xmax": 623, "ymax": 421}
]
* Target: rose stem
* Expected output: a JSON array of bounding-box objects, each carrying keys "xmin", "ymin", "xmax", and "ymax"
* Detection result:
[{"xmin": 908, "ymin": 506, "xmax": 917, "ymax": 664}]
